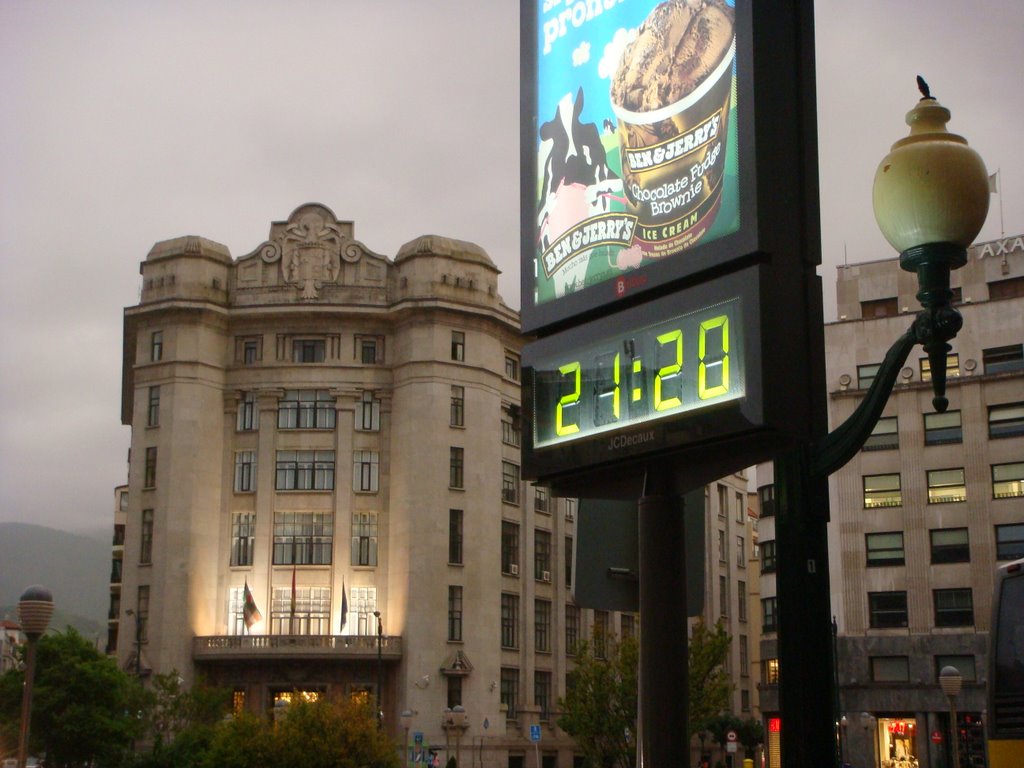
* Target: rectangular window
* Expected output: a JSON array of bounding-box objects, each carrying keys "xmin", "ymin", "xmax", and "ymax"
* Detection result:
[
  {"xmin": 761, "ymin": 540, "xmax": 777, "ymax": 573},
  {"xmin": 761, "ymin": 597, "xmax": 778, "ymax": 633},
  {"xmin": 992, "ymin": 462, "xmax": 1024, "ymax": 499},
  {"xmin": 920, "ymin": 353, "xmax": 960, "ymax": 382},
  {"xmin": 741, "ymin": 689, "xmax": 751, "ymax": 713},
  {"xmin": 995, "ymin": 523, "xmax": 1024, "ymax": 561},
  {"xmin": 720, "ymin": 575, "xmax": 729, "ymax": 617},
  {"xmin": 535, "ymin": 670, "xmax": 552, "ymax": 721},
  {"xmin": 352, "ymin": 451, "xmax": 380, "ymax": 493},
  {"xmin": 501, "ymin": 593, "xmax": 519, "ymax": 649},
  {"xmin": 924, "ymin": 410, "xmax": 962, "ymax": 445},
  {"xmin": 449, "ymin": 447, "xmax": 464, "ymax": 489},
  {"xmin": 868, "ymin": 591, "xmax": 908, "ymax": 628},
  {"xmin": 863, "ymin": 473, "xmax": 901, "ymax": 508},
  {"xmin": 351, "ymin": 512, "xmax": 378, "ymax": 567},
  {"xmin": 718, "ymin": 529, "xmax": 727, "ymax": 562},
  {"xmin": 502, "ymin": 521, "xmax": 519, "ymax": 575},
  {"xmin": 736, "ymin": 535, "xmax": 746, "ymax": 567},
  {"xmin": 763, "ymin": 658, "xmax": 779, "ymax": 685},
  {"xmin": 450, "ymin": 386, "xmax": 465, "ymax": 427},
  {"xmin": 565, "ymin": 536, "xmax": 573, "ymax": 588},
  {"xmin": 621, "ymin": 613, "xmax": 636, "ymax": 640},
  {"xmin": 866, "ymin": 532, "xmax": 905, "ymax": 567},
  {"xmin": 594, "ymin": 610, "xmax": 609, "ymax": 658},
  {"xmin": 864, "ymin": 416, "xmax": 899, "ymax": 450},
  {"xmin": 502, "ymin": 414, "xmax": 521, "ymax": 447},
  {"xmin": 243, "ymin": 339, "xmax": 260, "ymax": 365},
  {"xmin": 717, "ymin": 484, "xmax": 728, "ymax": 517},
  {"xmin": 357, "ymin": 392, "xmax": 380, "ymax": 432},
  {"xmin": 934, "ymin": 588, "xmax": 973, "ymax": 627},
  {"xmin": 234, "ymin": 451, "xmax": 256, "ymax": 493},
  {"xmin": 140, "ymin": 509, "xmax": 154, "ymax": 565},
  {"xmin": 500, "ymin": 667, "xmax": 519, "ymax": 719},
  {"xmin": 147, "ymin": 386, "xmax": 160, "ymax": 427},
  {"xmin": 927, "ymin": 468, "xmax": 967, "ymax": 503},
  {"xmin": 448, "ymin": 509, "xmax": 463, "ymax": 565},
  {"xmin": 144, "ymin": 446, "xmax": 157, "ymax": 488},
  {"xmin": 758, "ymin": 484, "xmax": 775, "ymax": 517},
  {"xmin": 565, "ymin": 498, "xmax": 576, "ymax": 522},
  {"xmin": 149, "ymin": 331, "xmax": 163, "ymax": 362},
  {"xmin": 278, "ymin": 390, "xmax": 336, "ymax": 430},
  {"xmin": 738, "ymin": 581, "xmax": 747, "ymax": 621},
  {"xmin": 989, "ymin": 275, "xmax": 1024, "ymax": 300},
  {"xmin": 237, "ymin": 392, "xmax": 257, "ymax": 431},
  {"xmin": 983, "ymin": 343, "xmax": 1024, "ymax": 374},
  {"xmin": 345, "ymin": 586, "xmax": 378, "ymax": 636},
  {"xmin": 535, "ymin": 599, "xmax": 552, "ymax": 652},
  {"xmin": 857, "ymin": 363, "xmax": 881, "ymax": 389},
  {"xmin": 292, "ymin": 339, "xmax": 326, "ymax": 363},
  {"xmin": 227, "ymin": 586, "xmax": 246, "ymax": 636},
  {"xmin": 230, "ymin": 512, "xmax": 255, "ymax": 567},
  {"xmin": 535, "ymin": 529, "xmax": 552, "ymax": 581},
  {"xmin": 447, "ymin": 676, "xmax": 462, "ymax": 709},
  {"xmin": 534, "ymin": 486, "xmax": 549, "ymax": 513},
  {"xmin": 739, "ymin": 634, "xmax": 749, "ymax": 676},
  {"xmin": 736, "ymin": 491, "xmax": 745, "ymax": 523},
  {"xmin": 451, "ymin": 331, "xmax": 465, "ymax": 362},
  {"xmin": 989, "ymin": 402, "xmax": 1024, "ymax": 438},
  {"xmin": 871, "ymin": 656, "xmax": 910, "ymax": 682},
  {"xmin": 502, "ymin": 461, "xmax": 520, "ymax": 504},
  {"xmin": 136, "ymin": 585, "xmax": 150, "ymax": 642},
  {"xmin": 935, "ymin": 655, "xmax": 976, "ymax": 682},
  {"xmin": 273, "ymin": 511, "xmax": 333, "ymax": 565},
  {"xmin": 360, "ymin": 337, "xmax": 378, "ymax": 365},
  {"xmin": 505, "ymin": 353, "xmax": 520, "ymax": 381},
  {"xmin": 448, "ymin": 586, "xmax": 463, "ymax": 642},
  {"xmin": 930, "ymin": 528, "xmax": 969, "ymax": 564},
  {"xmin": 861, "ymin": 297, "xmax": 897, "ymax": 318},
  {"xmin": 275, "ymin": 450, "xmax": 335, "ymax": 491},
  {"xmin": 565, "ymin": 604, "xmax": 580, "ymax": 655},
  {"xmin": 270, "ymin": 586, "xmax": 331, "ymax": 635}
]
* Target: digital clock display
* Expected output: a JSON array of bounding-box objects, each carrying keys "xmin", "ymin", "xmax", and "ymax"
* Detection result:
[{"xmin": 531, "ymin": 297, "xmax": 744, "ymax": 450}]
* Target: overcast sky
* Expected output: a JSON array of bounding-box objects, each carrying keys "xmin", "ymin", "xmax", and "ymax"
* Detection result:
[{"xmin": 1, "ymin": 0, "xmax": 1021, "ymax": 533}]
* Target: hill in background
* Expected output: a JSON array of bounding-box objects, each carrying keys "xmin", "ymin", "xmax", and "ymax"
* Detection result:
[{"xmin": 0, "ymin": 522, "xmax": 111, "ymax": 639}]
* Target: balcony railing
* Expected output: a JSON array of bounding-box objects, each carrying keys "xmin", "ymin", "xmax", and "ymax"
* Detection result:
[{"xmin": 193, "ymin": 633, "xmax": 401, "ymax": 661}]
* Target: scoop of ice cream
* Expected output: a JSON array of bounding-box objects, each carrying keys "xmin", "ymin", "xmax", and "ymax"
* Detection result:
[{"xmin": 611, "ymin": 0, "xmax": 735, "ymax": 113}]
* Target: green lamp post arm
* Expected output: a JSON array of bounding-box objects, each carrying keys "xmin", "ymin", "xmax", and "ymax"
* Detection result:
[{"xmin": 812, "ymin": 324, "xmax": 917, "ymax": 477}]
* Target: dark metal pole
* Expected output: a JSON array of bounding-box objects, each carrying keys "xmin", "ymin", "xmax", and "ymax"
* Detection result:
[
  {"xmin": 637, "ymin": 473, "xmax": 688, "ymax": 767},
  {"xmin": 16, "ymin": 637, "xmax": 39, "ymax": 768}
]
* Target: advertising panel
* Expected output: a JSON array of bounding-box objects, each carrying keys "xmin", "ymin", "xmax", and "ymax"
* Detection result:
[{"xmin": 522, "ymin": 0, "xmax": 756, "ymax": 333}]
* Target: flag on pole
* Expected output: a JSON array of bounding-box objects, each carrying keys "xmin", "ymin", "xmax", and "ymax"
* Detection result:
[
  {"xmin": 242, "ymin": 580, "xmax": 262, "ymax": 629},
  {"xmin": 989, "ymin": 170, "xmax": 1000, "ymax": 194},
  {"xmin": 340, "ymin": 577, "xmax": 348, "ymax": 632}
]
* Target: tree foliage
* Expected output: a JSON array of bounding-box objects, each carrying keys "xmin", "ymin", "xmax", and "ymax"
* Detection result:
[
  {"xmin": 557, "ymin": 630, "xmax": 639, "ymax": 768},
  {"xmin": 0, "ymin": 627, "xmax": 144, "ymax": 767},
  {"xmin": 738, "ymin": 717, "xmax": 765, "ymax": 754},
  {"xmin": 202, "ymin": 696, "xmax": 400, "ymax": 768},
  {"xmin": 687, "ymin": 618, "xmax": 732, "ymax": 740}
]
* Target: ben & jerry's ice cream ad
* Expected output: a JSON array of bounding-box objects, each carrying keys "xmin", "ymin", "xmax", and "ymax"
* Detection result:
[{"xmin": 534, "ymin": 0, "xmax": 739, "ymax": 305}]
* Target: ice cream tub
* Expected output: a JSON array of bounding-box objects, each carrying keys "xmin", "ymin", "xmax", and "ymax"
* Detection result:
[{"xmin": 611, "ymin": 0, "xmax": 736, "ymax": 258}]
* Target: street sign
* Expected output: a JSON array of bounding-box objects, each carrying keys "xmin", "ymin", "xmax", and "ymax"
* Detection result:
[
  {"xmin": 726, "ymin": 730, "xmax": 738, "ymax": 753},
  {"xmin": 530, "ymin": 724, "xmax": 542, "ymax": 742}
]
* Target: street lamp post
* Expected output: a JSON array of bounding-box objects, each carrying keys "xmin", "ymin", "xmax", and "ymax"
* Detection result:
[
  {"xmin": 374, "ymin": 610, "xmax": 383, "ymax": 729},
  {"xmin": 443, "ymin": 706, "xmax": 468, "ymax": 767},
  {"xmin": 940, "ymin": 666, "xmax": 963, "ymax": 768},
  {"xmin": 777, "ymin": 79, "xmax": 988, "ymax": 768},
  {"xmin": 400, "ymin": 709, "xmax": 415, "ymax": 768},
  {"xmin": 17, "ymin": 585, "xmax": 54, "ymax": 768}
]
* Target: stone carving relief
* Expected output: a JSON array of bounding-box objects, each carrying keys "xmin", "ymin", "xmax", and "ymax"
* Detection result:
[{"xmin": 256, "ymin": 208, "xmax": 364, "ymax": 300}]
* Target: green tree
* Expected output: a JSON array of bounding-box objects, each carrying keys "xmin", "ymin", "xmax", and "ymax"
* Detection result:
[
  {"xmin": 557, "ymin": 630, "xmax": 639, "ymax": 768},
  {"xmin": 706, "ymin": 712, "xmax": 744, "ymax": 759},
  {"xmin": 687, "ymin": 618, "xmax": 732, "ymax": 740},
  {"xmin": 202, "ymin": 696, "xmax": 400, "ymax": 768},
  {"xmin": 0, "ymin": 627, "xmax": 144, "ymax": 767},
  {"xmin": 738, "ymin": 717, "xmax": 765, "ymax": 757}
]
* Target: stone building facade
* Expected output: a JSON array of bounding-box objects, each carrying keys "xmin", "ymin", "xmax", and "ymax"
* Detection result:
[{"xmin": 113, "ymin": 203, "xmax": 588, "ymax": 766}]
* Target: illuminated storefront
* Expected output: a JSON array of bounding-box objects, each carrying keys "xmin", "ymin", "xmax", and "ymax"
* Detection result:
[{"xmin": 874, "ymin": 717, "xmax": 919, "ymax": 768}]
